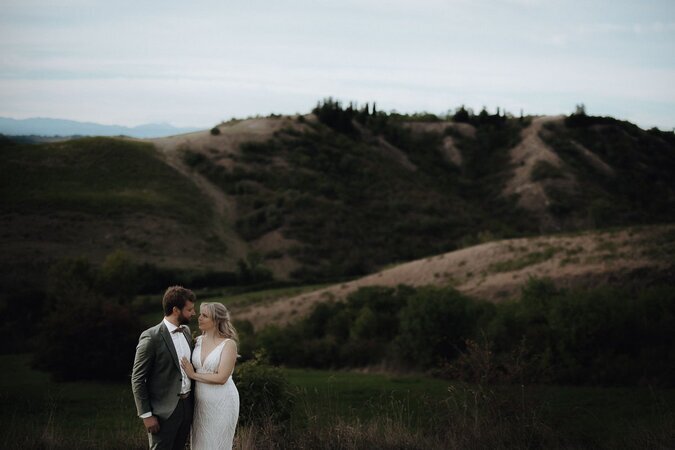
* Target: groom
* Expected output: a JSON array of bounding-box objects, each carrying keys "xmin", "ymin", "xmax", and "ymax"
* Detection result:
[{"xmin": 131, "ymin": 286, "xmax": 196, "ymax": 450}]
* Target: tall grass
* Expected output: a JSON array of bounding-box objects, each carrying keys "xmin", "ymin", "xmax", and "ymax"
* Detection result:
[
  {"xmin": 2, "ymin": 355, "xmax": 674, "ymax": 449},
  {"xmin": 233, "ymin": 381, "xmax": 558, "ymax": 450}
]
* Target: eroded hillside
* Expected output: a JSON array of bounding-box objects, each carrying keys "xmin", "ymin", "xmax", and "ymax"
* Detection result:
[
  {"xmin": 2, "ymin": 106, "xmax": 674, "ymax": 291},
  {"xmin": 232, "ymin": 224, "xmax": 675, "ymax": 330}
]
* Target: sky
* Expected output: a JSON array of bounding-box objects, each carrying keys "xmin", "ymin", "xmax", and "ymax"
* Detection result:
[{"xmin": 1, "ymin": 0, "xmax": 674, "ymax": 130}]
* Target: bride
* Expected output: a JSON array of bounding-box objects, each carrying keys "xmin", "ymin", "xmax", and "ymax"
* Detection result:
[{"xmin": 181, "ymin": 302, "xmax": 239, "ymax": 450}]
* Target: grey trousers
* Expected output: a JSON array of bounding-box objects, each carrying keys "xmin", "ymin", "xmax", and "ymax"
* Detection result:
[{"xmin": 148, "ymin": 396, "xmax": 194, "ymax": 450}]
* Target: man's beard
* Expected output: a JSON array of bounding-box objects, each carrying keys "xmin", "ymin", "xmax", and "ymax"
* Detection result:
[{"xmin": 178, "ymin": 314, "xmax": 191, "ymax": 326}]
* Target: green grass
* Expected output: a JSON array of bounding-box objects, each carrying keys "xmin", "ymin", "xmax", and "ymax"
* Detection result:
[
  {"xmin": 0, "ymin": 137, "xmax": 212, "ymax": 225},
  {"xmin": 2, "ymin": 353, "xmax": 674, "ymax": 448},
  {"xmin": 284, "ymin": 368, "xmax": 451, "ymax": 428},
  {"xmin": 0, "ymin": 354, "xmax": 145, "ymax": 449}
]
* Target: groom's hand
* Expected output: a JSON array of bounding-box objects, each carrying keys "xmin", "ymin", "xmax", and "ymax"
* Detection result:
[{"xmin": 143, "ymin": 416, "xmax": 160, "ymax": 434}]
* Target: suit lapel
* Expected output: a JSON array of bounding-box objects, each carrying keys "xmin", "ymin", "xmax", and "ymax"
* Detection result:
[
  {"xmin": 159, "ymin": 322, "xmax": 181, "ymax": 370},
  {"xmin": 183, "ymin": 328, "xmax": 194, "ymax": 352}
]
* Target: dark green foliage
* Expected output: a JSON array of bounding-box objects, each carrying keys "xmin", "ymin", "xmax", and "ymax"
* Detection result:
[
  {"xmin": 452, "ymin": 106, "xmax": 471, "ymax": 123},
  {"xmin": 26, "ymin": 251, "xmax": 273, "ymax": 379},
  {"xmin": 234, "ymin": 357, "xmax": 294, "ymax": 425},
  {"xmin": 258, "ymin": 286, "xmax": 414, "ymax": 368},
  {"xmin": 0, "ymin": 288, "xmax": 46, "ymax": 353},
  {"xmin": 542, "ymin": 117, "xmax": 675, "ymax": 227},
  {"xmin": 233, "ymin": 319, "xmax": 256, "ymax": 361},
  {"xmin": 33, "ymin": 257, "xmax": 144, "ymax": 381},
  {"xmin": 187, "ymin": 102, "xmax": 537, "ymax": 280},
  {"xmin": 256, "ymin": 280, "xmax": 675, "ymax": 386},
  {"xmin": 312, "ymin": 98, "xmax": 360, "ymax": 136},
  {"xmin": 236, "ymin": 252, "xmax": 273, "ymax": 284},
  {"xmin": 210, "ymin": 126, "xmax": 221, "ymax": 135},
  {"xmin": 98, "ymin": 250, "xmax": 142, "ymax": 303},
  {"xmin": 450, "ymin": 105, "xmax": 506, "ymax": 127},
  {"xmin": 34, "ymin": 297, "xmax": 144, "ymax": 382},
  {"xmin": 183, "ymin": 149, "xmax": 207, "ymax": 167},
  {"xmin": 487, "ymin": 278, "xmax": 675, "ymax": 386},
  {"xmin": 396, "ymin": 287, "xmax": 490, "ymax": 368},
  {"xmin": 531, "ymin": 160, "xmax": 565, "ymax": 181}
]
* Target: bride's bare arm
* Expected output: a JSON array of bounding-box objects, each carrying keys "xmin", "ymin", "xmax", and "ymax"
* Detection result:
[{"xmin": 181, "ymin": 340, "xmax": 238, "ymax": 385}]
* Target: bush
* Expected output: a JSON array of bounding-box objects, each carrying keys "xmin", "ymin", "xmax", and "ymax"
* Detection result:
[
  {"xmin": 486, "ymin": 278, "xmax": 675, "ymax": 386},
  {"xmin": 33, "ymin": 293, "xmax": 144, "ymax": 381},
  {"xmin": 233, "ymin": 357, "xmax": 294, "ymax": 425},
  {"xmin": 31, "ymin": 256, "xmax": 145, "ymax": 381},
  {"xmin": 1, "ymin": 288, "xmax": 46, "ymax": 353},
  {"xmin": 531, "ymin": 160, "xmax": 564, "ymax": 181},
  {"xmin": 210, "ymin": 126, "xmax": 221, "ymax": 135},
  {"xmin": 396, "ymin": 286, "xmax": 489, "ymax": 368},
  {"xmin": 97, "ymin": 250, "xmax": 141, "ymax": 303},
  {"xmin": 250, "ymin": 280, "xmax": 675, "ymax": 386}
]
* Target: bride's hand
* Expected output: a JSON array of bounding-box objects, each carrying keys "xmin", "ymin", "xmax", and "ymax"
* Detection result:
[{"xmin": 181, "ymin": 357, "xmax": 196, "ymax": 378}]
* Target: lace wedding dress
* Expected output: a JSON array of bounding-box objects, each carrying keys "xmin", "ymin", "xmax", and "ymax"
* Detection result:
[{"xmin": 191, "ymin": 336, "xmax": 240, "ymax": 450}]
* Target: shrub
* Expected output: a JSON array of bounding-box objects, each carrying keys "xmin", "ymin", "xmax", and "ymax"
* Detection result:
[
  {"xmin": 233, "ymin": 320, "xmax": 256, "ymax": 361},
  {"xmin": 1, "ymin": 288, "xmax": 46, "ymax": 353},
  {"xmin": 97, "ymin": 250, "xmax": 141, "ymax": 303},
  {"xmin": 31, "ymin": 256, "xmax": 145, "ymax": 381},
  {"xmin": 486, "ymin": 278, "xmax": 675, "ymax": 386},
  {"xmin": 395, "ymin": 286, "xmax": 489, "ymax": 368},
  {"xmin": 183, "ymin": 149, "xmax": 207, "ymax": 168},
  {"xmin": 210, "ymin": 126, "xmax": 221, "ymax": 135},
  {"xmin": 531, "ymin": 160, "xmax": 564, "ymax": 181},
  {"xmin": 33, "ymin": 292, "xmax": 144, "ymax": 381},
  {"xmin": 250, "ymin": 280, "xmax": 675, "ymax": 385},
  {"xmin": 233, "ymin": 357, "xmax": 294, "ymax": 425}
]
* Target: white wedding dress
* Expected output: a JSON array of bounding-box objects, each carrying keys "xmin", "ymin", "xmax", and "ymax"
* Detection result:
[{"xmin": 191, "ymin": 336, "xmax": 240, "ymax": 450}]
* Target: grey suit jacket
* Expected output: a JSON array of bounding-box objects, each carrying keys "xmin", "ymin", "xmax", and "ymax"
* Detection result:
[{"xmin": 131, "ymin": 321, "xmax": 194, "ymax": 420}]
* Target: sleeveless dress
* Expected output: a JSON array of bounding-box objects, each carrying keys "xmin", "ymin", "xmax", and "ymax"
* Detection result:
[{"xmin": 191, "ymin": 336, "xmax": 240, "ymax": 450}]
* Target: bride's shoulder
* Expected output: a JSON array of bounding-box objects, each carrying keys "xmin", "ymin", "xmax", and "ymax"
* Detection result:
[{"xmin": 221, "ymin": 338, "xmax": 237, "ymax": 348}]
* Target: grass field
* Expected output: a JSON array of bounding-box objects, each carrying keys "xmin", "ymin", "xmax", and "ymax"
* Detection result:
[
  {"xmin": 1, "ymin": 354, "xmax": 674, "ymax": 449},
  {"xmin": 0, "ymin": 137, "xmax": 212, "ymax": 224},
  {"xmin": 138, "ymin": 284, "xmax": 330, "ymax": 326}
]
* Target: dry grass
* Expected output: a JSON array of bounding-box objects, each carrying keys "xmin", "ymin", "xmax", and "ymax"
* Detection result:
[{"xmin": 234, "ymin": 224, "xmax": 675, "ymax": 330}]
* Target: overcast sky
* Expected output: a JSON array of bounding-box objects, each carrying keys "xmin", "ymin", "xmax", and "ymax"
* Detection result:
[{"xmin": 1, "ymin": 0, "xmax": 674, "ymax": 130}]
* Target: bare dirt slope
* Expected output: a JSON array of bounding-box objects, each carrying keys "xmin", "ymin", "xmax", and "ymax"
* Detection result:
[
  {"xmin": 147, "ymin": 116, "xmax": 306, "ymax": 270},
  {"xmin": 233, "ymin": 225, "xmax": 674, "ymax": 330},
  {"xmin": 403, "ymin": 121, "xmax": 475, "ymax": 167},
  {"xmin": 503, "ymin": 116, "xmax": 573, "ymax": 230}
]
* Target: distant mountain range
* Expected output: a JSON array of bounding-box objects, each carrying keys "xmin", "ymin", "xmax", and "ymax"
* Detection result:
[{"xmin": 0, "ymin": 117, "xmax": 202, "ymax": 138}]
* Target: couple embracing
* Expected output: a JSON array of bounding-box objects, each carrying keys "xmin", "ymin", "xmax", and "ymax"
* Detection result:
[{"xmin": 131, "ymin": 286, "xmax": 239, "ymax": 450}]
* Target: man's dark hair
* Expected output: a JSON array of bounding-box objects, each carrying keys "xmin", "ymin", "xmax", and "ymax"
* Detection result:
[{"xmin": 162, "ymin": 286, "xmax": 196, "ymax": 316}]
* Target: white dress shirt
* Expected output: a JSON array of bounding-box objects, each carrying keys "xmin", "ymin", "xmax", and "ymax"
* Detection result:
[{"xmin": 163, "ymin": 318, "xmax": 192, "ymax": 396}]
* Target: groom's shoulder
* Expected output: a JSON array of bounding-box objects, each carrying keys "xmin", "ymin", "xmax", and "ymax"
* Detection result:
[{"xmin": 140, "ymin": 321, "xmax": 166, "ymax": 339}]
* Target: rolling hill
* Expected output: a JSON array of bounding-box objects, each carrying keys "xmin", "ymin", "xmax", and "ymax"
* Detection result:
[
  {"xmin": 231, "ymin": 224, "xmax": 675, "ymax": 330},
  {"xmin": 1, "ymin": 103, "xmax": 674, "ymax": 294}
]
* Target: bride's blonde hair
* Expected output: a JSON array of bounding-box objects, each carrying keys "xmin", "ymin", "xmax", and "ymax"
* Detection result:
[{"xmin": 201, "ymin": 302, "xmax": 239, "ymax": 343}]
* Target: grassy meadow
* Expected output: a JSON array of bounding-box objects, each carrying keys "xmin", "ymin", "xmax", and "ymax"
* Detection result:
[
  {"xmin": 0, "ymin": 137, "xmax": 212, "ymax": 222},
  {"xmin": 2, "ymin": 353, "xmax": 674, "ymax": 449}
]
